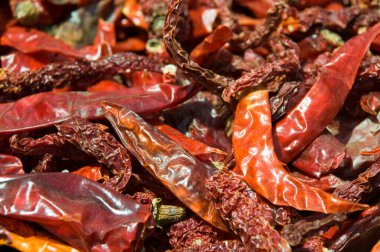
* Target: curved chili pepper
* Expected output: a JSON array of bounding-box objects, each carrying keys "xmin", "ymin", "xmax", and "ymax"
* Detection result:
[
  {"xmin": 0, "ymin": 154, "xmax": 24, "ymax": 175},
  {"xmin": 102, "ymin": 102, "xmax": 228, "ymax": 231},
  {"xmin": 233, "ymin": 88, "xmax": 368, "ymax": 213},
  {"xmin": 274, "ymin": 22, "xmax": 380, "ymax": 163}
]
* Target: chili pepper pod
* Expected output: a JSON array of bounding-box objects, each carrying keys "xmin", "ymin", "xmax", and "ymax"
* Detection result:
[
  {"xmin": 0, "ymin": 83, "xmax": 194, "ymax": 134},
  {"xmin": 274, "ymin": 22, "xmax": 380, "ymax": 163},
  {"xmin": 232, "ymin": 88, "xmax": 368, "ymax": 213},
  {"xmin": 0, "ymin": 173, "xmax": 154, "ymax": 252},
  {"xmin": 102, "ymin": 102, "xmax": 228, "ymax": 231}
]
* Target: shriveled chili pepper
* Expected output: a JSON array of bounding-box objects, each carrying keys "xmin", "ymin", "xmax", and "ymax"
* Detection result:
[
  {"xmin": 102, "ymin": 102, "xmax": 228, "ymax": 231},
  {"xmin": 291, "ymin": 172, "xmax": 345, "ymax": 192},
  {"xmin": 281, "ymin": 213, "xmax": 347, "ymax": 246},
  {"xmin": 167, "ymin": 216, "xmax": 219, "ymax": 249},
  {"xmin": 328, "ymin": 205, "xmax": 380, "ymax": 251},
  {"xmin": 205, "ymin": 169, "xmax": 291, "ymax": 251},
  {"xmin": 0, "ymin": 83, "xmax": 195, "ymax": 134},
  {"xmin": 361, "ymin": 92, "xmax": 380, "ymax": 115},
  {"xmin": 333, "ymin": 158, "xmax": 380, "ymax": 203},
  {"xmin": 274, "ymin": 22, "xmax": 380, "ymax": 163},
  {"xmin": 0, "ymin": 52, "xmax": 162, "ymax": 98},
  {"xmin": 233, "ymin": 88, "xmax": 367, "ymax": 213},
  {"xmin": 11, "ymin": 117, "xmax": 132, "ymax": 192},
  {"xmin": 0, "ymin": 173, "xmax": 154, "ymax": 251},
  {"xmin": 174, "ymin": 240, "xmax": 246, "ymax": 252}
]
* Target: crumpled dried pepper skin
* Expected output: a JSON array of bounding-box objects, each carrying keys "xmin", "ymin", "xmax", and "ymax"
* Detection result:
[
  {"xmin": 205, "ymin": 169, "xmax": 291, "ymax": 251},
  {"xmin": 0, "ymin": 173, "xmax": 154, "ymax": 252},
  {"xmin": 274, "ymin": 22, "xmax": 380, "ymax": 163},
  {"xmin": 163, "ymin": 0, "xmax": 233, "ymax": 93},
  {"xmin": 0, "ymin": 83, "xmax": 194, "ymax": 134},
  {"xmin": 11, "ymin": 117, "xmax": 132, "ymax": 191},
  {"xmin": 281, "ymin": 213, "xmax": 347, "ymax": 246},
  {"xmin": 233, "ymin": 89, "xmax": 367, "ymax": 213},
  {"xmin": 57, "ymin": 117, "xmax": 132, "ymax": 191},
  {"xmin": 173, "ymin": 240, "xmax": 246, "ymax": 252},
  {"xmin": 0, "ymin": 52, "xmax": 162, "ymax": 98},
  {"xmin": 328, "ymin": 205, "xmax": 380, "ymax": 252},
  {"xmin": 167, "ymin": 216, "xmax": 218, "ymax": 249},
  {"xmin": 333, "ymin": 158, "xmax": 380, "ymax": 203},
  {"xmin": 102, "ymin": 102, "xmax": 227, "ymax": 231}
]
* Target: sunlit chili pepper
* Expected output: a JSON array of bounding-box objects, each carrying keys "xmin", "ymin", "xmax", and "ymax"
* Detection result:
[
  {"xmin": 233, "ymin": 88, "xmax": 368, "ymax": 213},
  {"xmin": 274, "ymin": 22, "xmax": 380, "ymax": 163},
  {"xmin": 103, "ymin": 102, "xmax": 228, "ymax": 231}
]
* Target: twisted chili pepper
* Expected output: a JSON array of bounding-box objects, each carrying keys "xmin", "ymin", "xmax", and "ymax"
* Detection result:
[
  {"xmin": 274, "ymin": 22, "xmax": 380, "ymax": 163},
  {"xmin": 232, "ymin": 88, "xmax": 368, "ymax": 213}
]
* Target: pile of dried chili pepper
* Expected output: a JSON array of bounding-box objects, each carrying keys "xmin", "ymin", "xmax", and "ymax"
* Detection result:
[{"xmin": 1, "ymin": 0, "xmax": 380, "ymax": 251}]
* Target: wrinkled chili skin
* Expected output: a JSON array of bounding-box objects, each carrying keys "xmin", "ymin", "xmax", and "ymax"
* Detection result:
[
  {"xmin": 163, "ymin": 0, "xmax": 233, "ymax": 94},
  {"xmin": 333, "ymin": 158, "xmax": 380, "ymax": 203},
  {"xmin": 11, "ymin": 117, "xmax": 132, "ymax": 191},
  {"xmin": 328, "ymin": 206, "xmax": 380, "ymax": 252},
  {"xmin": 0, "ymin": 83, "xmax": 194, "ymax": 134},
  {"xmin": 274, "ymin": 22, "xmax": 380, "ymax": 163},
  {"xmin": 103, "ymin": 102, "xmax": 228, "ymax": 231},
  {"xmin": 0, "ymin": 52, "xmax": 163, "ymax": 99},
  {"xmin": 205, "ymin": 169, "xmax": 291, "ymax": 251},
  {"xmin": 281, "ymin": 213, "xmax": 347, "ymax": 246},
  {"xmin": 233, "ymin": 89, "xmax": 367, "ymax": 213},
  {"xmin": 0, "ymin": 154, "xmax": 24, "ymax": 175},
  {"xmin": 0, "ymin": 173, "xmax": 154, "ymax": 252},
  {"xmin": 167, "ymin": 216, "xmax": 218, "ymax": 249},
  {"xmin": 173, "ymin": 240, "xmax": 246, "ymax": 252}
]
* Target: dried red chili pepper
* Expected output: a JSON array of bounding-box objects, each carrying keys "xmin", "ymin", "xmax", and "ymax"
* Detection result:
[
  {"xmin": 233, "ymin": 88, "xmax": 367, "ymax": 213},
  {"xmin": 0, "ymin": 173, "xmax": 154, "ymax": 251},
  {"xmin": 274, "ymin": 22, "xmax": 380, "ymax": 163},
  {"xmin": 299, "ymin": 236, "xmax": 325, "ymax": 252},
  {"xmin": 291, "ymin": 134, "xmax": 347, "ymax": 178},
  {"xmin": 291, "ymin": 172, "xmax": 345, "ymax": 192},
  {"xmin": 333, "ymin": 158, "xmax": 380, "ymax": 203},
  {"xmin": 153, "ymin": 123, "xmax": 228, "ymax": 164},
  {"xmin": 11, "ymin": 117, "xmax": 132, "ymax": 192},
  {"xmin": 205, "ymin": 169, "xmax": 291, "ymax": 251},
  {"xmin": 281, "ymin": 213, "xmax": 347, "ymax": 246},
  {"xmin": 0, "ymin": 83, "xmax": 194, "ymax": 134},
  {"xmin": 189, "ymin": 25, "xmax": 232, "ymax": 66},
  {"xmin": 361, "ymin": 92, "xmax": 380, "ymax": 115},
  {"xmin": 0, "ymin": 154, "xmax": 23, "ymax": 175},
  {"xmin": 103, "ymin": 102, "xmax": 228, "ymax": 231},
  {"xmin": 72, "ymin": 165, "xmax": 103, "ymax": 182},
  {"xmin": 167, "ymin": 216, "xmax": 219, "ymax": 249},
  {"xmin": 174, "ymin": 240, "xmax": 246, "ymax": 252},
  {"xmin": 328, "ymin": 205, "xmax": 380, "ymax": 251},
  {"xmin": 0, "ymin": 216, "xmax": 79, "ymax": 252},
  {"xmin": 0, "ymin": 52, "xmax": 162, "ymax": 98},
  {"xmin": 164, "ymin": 0, "xmax": 233, "ymax": 94}
]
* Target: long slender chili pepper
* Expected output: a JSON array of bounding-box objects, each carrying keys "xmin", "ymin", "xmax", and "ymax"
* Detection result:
[
  {"xmin": 0, "ymin": 52, "xmax": 162, "ymax": 98},
  {"xmin": 102, "ymin": 102, "xmax": 228, "ymax": 231},
  {"xmin": 273, "ymin": 22, "xmax": 380, "ymax": 163},
  {"xmin": 232, "ymin": 88, "xmax": 368, "ymax": 213}
]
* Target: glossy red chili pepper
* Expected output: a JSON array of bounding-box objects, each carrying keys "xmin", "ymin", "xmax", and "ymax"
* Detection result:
[
  {"xmin": 233, "ymin": 88, "xmax": 368, "ymax": 213},
  {"xmin": 0, "ymin": 83, "xmax": 195, "ymax": 134},
  {"xmin": 274, "ymin": 22, "xmax": 380, "ymax": 163},
  {"xmin": 103, "ymin": 102, "xmax": 228, "ymax": 231},
  {"xmin": 0, "ymin": 154, "xmax": 24, "ymax": 175}
]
